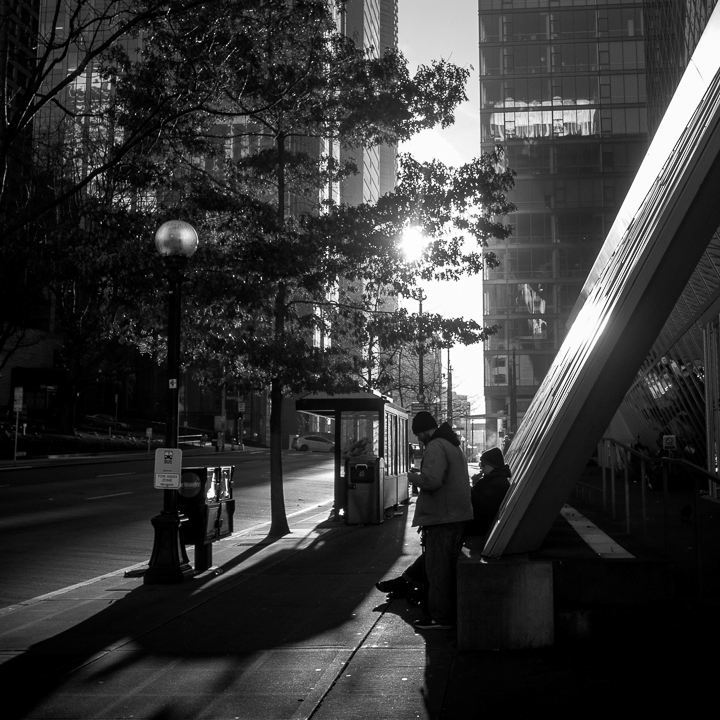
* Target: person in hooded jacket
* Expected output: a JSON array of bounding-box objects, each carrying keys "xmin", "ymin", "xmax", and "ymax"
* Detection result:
[
  {"xmin": 466, "ymin": 446, "xmax": 512, "ymax": 541},
  {"xmin": 381, "ymin": 411, "xmax": 472, "ymax": 630},
  {"xmin": 376, "ymin": 443, "xmax": 512, "ymax": 616}
]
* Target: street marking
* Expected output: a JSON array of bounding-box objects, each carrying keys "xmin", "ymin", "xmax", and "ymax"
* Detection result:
[{"xmin": 86, "ymin": 492, "xmax": 133, "ymax": 501}]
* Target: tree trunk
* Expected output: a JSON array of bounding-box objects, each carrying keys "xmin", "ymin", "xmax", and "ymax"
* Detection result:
[
  {"xmin": 268, "ymin": 132, "xmax": 290, "ymax": 537},
  {"xmin": 268, "ymin": 373, "xmax": 289, "ymax": 537}
]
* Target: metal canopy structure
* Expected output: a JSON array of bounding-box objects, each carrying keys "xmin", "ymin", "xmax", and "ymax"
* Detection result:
[
  {"xmin": 296, "ymin": 392, "xmax": 403, "ymax": 416},
  {"xmin": 484, "ymin": 5, "xmax": 720, "ymax": 557}
]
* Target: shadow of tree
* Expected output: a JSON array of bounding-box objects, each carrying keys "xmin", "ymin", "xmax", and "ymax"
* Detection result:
[{"xmin": 2, "ymin": 506, "xmax": 414, "ymax": 719}]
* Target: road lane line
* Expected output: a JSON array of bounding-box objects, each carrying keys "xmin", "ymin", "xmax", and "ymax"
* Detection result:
[{"xmin": 86, "ymin": 491, "xmax": 134, "ymax": 501}]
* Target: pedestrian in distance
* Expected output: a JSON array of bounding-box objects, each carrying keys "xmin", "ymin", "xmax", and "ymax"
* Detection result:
[{"xmin": 377, "ymin": 411, "xmax": 472, "ymax": 631}]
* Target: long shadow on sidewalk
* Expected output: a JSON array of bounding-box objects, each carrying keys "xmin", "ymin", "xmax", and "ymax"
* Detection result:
[
  {"xmin": 2, "ymin": 509, "xmax": 414, "ymax": 719},
  {"xmin": 372, "ymin": 597, "xmax": 458, "ymax": 719}
]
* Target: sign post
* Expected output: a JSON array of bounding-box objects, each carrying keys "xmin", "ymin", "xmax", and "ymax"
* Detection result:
[{"xmin": 13, "ymin": 387, "xmax": 23, "ymax": 463}]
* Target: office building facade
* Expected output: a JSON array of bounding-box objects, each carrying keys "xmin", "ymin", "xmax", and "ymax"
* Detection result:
[
  {"xmin": 479, "ymin": 0, "xmax": 649, "ymax": 434},
  {"xmin": 479, "ymin": 0, "xmax": 720, "ymax": 473},
  {"xmin": 484, "ymin": 1, "xmax": 720, "ymax": 555}
]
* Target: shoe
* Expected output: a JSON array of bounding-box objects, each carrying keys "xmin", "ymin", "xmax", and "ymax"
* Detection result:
[
  {"xmin": 413, "ymin": 618, "xmax": 454, "ymax": 631},
  {"xmin": 376, "ymin": 576, "xmax": 409, "ymax": 594}
]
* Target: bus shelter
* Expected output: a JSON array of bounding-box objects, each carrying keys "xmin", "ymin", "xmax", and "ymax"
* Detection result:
[{"xmin": 294, "ymin": 392, "xmax": 410, "ymax": 522}]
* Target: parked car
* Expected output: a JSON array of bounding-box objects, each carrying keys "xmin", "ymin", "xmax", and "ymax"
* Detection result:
[
  {"xmin": 242, "ymin": 432, "xmax": 267, "ymax": 448},
  {"xmin": 293, "ymin": 433, "xmax": 335, "ymax": 452},
  {"xmin": 83, "ymin": 413, "xmax": 130, "ymax": 431}
]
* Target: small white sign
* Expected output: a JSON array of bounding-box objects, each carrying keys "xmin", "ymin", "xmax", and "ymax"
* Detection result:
[
  {"xmin": 154, "ymin": 447, "xmax": 183, "ymax": 489},
  {"xmin": 410, "ymin": 401, "xmax": 431, "ymax": 416},
  {"xmin": 13, "ymin": 386, "xmax": 23, "ymax": 413}
]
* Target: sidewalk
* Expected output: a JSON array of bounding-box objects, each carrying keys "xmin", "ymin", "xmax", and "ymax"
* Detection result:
[{"xmin": 1, "ymin": 495, "xmax": 718, "ymax": 719}]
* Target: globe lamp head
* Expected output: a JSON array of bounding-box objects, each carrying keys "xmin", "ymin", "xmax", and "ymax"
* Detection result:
[{"xmin": 154, "ymin": 220, "xmax": 199, "ymax": 258}]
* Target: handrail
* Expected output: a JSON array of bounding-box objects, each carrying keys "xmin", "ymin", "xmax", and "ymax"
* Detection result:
[
  {"xmin": 598, "ymin": 437, "xmax": 719, "ymax": 530},
  {"xmin": 572, "ymin": 437, "xmax": 720, "ymax": 602}
]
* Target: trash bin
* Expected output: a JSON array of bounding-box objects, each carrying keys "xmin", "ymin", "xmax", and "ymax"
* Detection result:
[
  {"xmin": 176, "ymin": 465, "xmax": 235, "ymax": 572},
  {"xmin": 345, "ymin": 455, "xmax": 384, "ymax": 524}
]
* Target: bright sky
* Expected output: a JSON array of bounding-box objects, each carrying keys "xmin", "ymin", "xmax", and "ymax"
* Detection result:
[{"xmin": 397, "ymin": 0, "xmax": 484, "ymax": 414}]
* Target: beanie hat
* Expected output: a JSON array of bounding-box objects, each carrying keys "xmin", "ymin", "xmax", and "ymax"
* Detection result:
[
  {"xmin": 480, "ymin": 447, "xmax": 504, "ymax": 468},
  {"xmin": 412, "ymin": 411, "xmax": 437, "ymax": 434}
]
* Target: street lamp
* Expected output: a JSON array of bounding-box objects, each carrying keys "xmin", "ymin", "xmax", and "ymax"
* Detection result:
[{"xmin": 144, "ymin": 220, "xmax": 199, "ymax": 585}]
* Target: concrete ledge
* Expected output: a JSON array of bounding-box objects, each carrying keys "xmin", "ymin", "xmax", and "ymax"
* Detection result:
[
  {"xmin": 457, "ymin": 553, "xmax": 674, "ymax": 649},
  {"xmin": 456, "ymin": 511, "xmax": 676, "ymax": 649},
  {"xmin": 457, "ymin": 555, "xmax": 554, "ymax": 651}
]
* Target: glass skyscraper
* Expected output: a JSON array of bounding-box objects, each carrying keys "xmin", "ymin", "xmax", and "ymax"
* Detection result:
[
  {"xmin": 482, "ymin": 0, "xmax": 720, "ymax": 556},
  {"xmin": 478, "ymin": 0, "xmax": 649, "ymax": 435}
]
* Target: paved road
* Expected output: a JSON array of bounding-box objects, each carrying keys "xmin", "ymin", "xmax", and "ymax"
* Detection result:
[{"xmin": 0, "ymin": 449, "xmax": 334, "ymax": 607}]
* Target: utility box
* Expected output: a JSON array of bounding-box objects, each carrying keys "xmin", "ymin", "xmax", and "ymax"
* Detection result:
[
  {"xmin": 346, "ymin": 455, "xmax": 384, "ymax": 524},
  {"xmin": 176, "ymin": 465, "xmax": 235, "ymax": 571}
]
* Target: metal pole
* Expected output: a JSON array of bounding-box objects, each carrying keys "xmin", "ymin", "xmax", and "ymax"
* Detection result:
[
  {"xmin": 601, "ymin": 442, "xmax": 608, "ymax": 510},
  {"xmin": 418, "ymin": 291, "xmax": 425, "ymax": 402},
  {"xmin": 145, "ymin": 256, "xmax": 193, "ymax": 584},
  {"xmin": 13, "ymin": 410, "xmax": 19, "ymax": 463},
  {"xmin": 446, "ymin": 347, "xmax": 452, "ymax": 422},
  {"xmin": 694, "ymin": 473, "xmax": 702, "ymax": 600},
  {"xmin": 165, "ymin": 262, "xmax": 181, "ymax": 501},
  {"xmin": 623, "ymin": 454, "xmax": 630, "ymax": 534},
  {"xmin": 510, "ymin": 349, "xmax": 517, "ymax": 433},
  {"xmin": 640, "ymin": 455, "xmax": 648, "ymax": 535}
]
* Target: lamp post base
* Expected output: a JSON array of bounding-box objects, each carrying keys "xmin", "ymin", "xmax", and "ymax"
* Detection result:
[{"xmin": 144, "ymin": 511, "xmax": 194, "ymax": 584}]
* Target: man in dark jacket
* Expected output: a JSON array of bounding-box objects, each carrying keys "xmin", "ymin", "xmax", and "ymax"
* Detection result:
[
  {"xmin": 378, "ymin": 411, "xmax": 472, "ymax": 630},
  {"xmin": 376, "ymin": 444, "xmax": 511, "ymax": 614}
]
